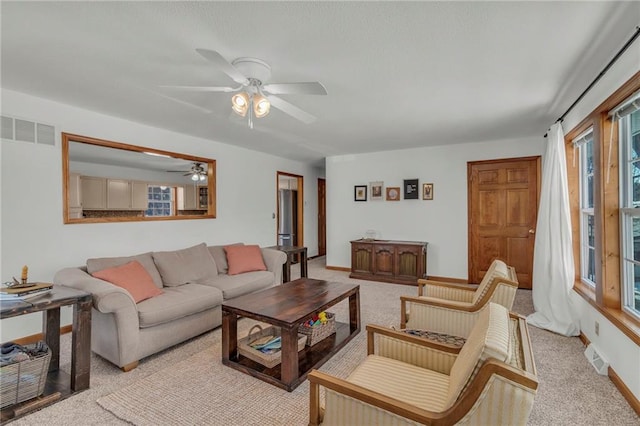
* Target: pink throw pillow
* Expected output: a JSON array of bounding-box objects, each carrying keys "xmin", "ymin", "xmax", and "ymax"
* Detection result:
[
  {"xmin": 224, "ymin": 245, "xmax": 267, "ymax": 275},
  {"xmin": 92, "ymin": 260, "xmax": 164, "ymax": 303}
]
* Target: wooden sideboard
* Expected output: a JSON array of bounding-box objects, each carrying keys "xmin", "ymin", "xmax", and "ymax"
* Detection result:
[{"xmin": 350, "ymin": 239, "xmax": 428, "ymax": 285}]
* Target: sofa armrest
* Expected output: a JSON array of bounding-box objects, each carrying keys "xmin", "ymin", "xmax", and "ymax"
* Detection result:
[
  {"xmin": 261, "ymin": 248, "xmax": 287, "ymax": 284},
  {"xmin": 54, "ymin": 267, "xmax": 136, "ymax": 314}
]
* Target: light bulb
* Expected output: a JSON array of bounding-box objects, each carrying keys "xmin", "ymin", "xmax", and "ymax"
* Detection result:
[
  {"xmin": 199, "ymin": 174, "xmax": 206, "ymax": 181},
  {"xmin": 191, "ymin": 174, "xmax": 199, "ymax": 181},
  {"xmin": 253, "ymin": 94, "xmax": 270, "ymax": 118},
  {"xmin": 231, "ymin": 92, "xmax": 249, "ymax": 117}
]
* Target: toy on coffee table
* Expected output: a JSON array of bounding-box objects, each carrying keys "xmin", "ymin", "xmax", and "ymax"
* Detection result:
[{"xmin": 299, "ymin": 311, "xmax": 336, "ymax": 346}]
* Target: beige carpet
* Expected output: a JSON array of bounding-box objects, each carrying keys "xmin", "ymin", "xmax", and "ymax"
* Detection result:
[
  {"xmin": 95, "ymin": 281, "xmax": 403, "ymax": 425},
  {"xmin": 10, "ymin": 258, "xmax": 640, "ymax": 425}
]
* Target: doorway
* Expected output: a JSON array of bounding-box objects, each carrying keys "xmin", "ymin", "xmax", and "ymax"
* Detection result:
[
  {"xmin": 317, "ymin": 178, "xmax": 326, "ymax": 256},
  {"xmin": 467, "ymin": 156, "xmax": 540, "ymax": 289},
  {"xmin": 276, "ymin": 172, "xmax": 304, "ymax": 248}
]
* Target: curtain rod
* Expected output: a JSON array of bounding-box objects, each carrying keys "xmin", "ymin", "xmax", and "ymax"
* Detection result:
[{"xmin": 543, "ymin": 25, "xmax": 640, "ymax": 137}]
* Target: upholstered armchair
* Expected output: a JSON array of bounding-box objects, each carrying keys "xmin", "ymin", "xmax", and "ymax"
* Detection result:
[
  {"xmin": 400, "ymin": 259, "xmax": 519, "ymax": 338},
  {"xmin": 308, "ymin": 303, "xmax": 538, "ymax": 426}
]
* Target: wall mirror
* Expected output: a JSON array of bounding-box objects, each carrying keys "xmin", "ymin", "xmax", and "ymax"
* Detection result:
[{"xmin": 62, "ymin": 133, "xmax": 216, "ymax": 224}]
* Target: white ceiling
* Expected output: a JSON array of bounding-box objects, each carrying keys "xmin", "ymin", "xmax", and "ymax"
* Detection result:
[{"xmin": 2, "ymin": 2, "xmax": 638, "ymax": 166}]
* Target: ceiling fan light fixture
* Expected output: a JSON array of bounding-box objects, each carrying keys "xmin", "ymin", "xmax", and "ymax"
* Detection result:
[
  {"xmin": 253, "ymin": 94, "xmax": 270, "ymax": 118},
  {"xmin": 199, "ymin": 174, "xmax": 206, "ymax": 181},
  {"xmin": 191, "ymin": 173, "xmax": 200, "ymax": 181},
  {"xmin": 231, "ymin": 92, "xmax": 249, "ymax": 117}
]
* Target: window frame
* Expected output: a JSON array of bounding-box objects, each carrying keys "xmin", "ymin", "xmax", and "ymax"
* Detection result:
[
  {"xmin": 618, "ymin": 107, "xmax": 640, "ymax": 319},
  {"xmin": 566, "ymin": 71, "xmax": 640, "ymax": 345},
  {"xmin": 576, "ymin": 130, "xmax": 596, "ymax": 286}
]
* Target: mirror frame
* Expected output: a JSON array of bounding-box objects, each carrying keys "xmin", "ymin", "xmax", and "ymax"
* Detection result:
[{"xmin": 62, "ymin": 132, "xmax": 216, "ymax": 224}]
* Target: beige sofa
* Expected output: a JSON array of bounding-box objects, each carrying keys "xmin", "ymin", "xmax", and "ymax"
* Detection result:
[{"xmin": 54, "ymin": 242, "xmax": 286, "ymax": 371}]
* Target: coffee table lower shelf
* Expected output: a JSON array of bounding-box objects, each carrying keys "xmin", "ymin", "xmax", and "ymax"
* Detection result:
[{"xmin": 223, "ymin": 322, "xmax": 356, "ymax": 391}]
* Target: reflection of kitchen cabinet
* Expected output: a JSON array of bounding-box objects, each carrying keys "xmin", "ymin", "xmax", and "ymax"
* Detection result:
[
  {"xmin": 183, "ymin": 185, "xmax": 197, "ymax": 210},
  {"xmin": 181, "ymin": 185, "xmax": 207, "ymax": 210},
  {"xmin": 68, "ymin": 173, "xmax": 82, "ymax": 208},
  {"xmin": 80, "ymin": 176, "xmax": 106, "ymax": 209},
  {"xmin": 107, "ymin": 179, "xmax": 148, "ymax": 210},
  {"xmin": 107, "ymin": 179, "xmax": 131, "ymax": 209},
  {"xmin": 131, "ymin": 181, "xmax": 148, "ymax": 210},
  {"xmin": 350, "ymin": 239, "xmax": 428, "ymax": 285}
]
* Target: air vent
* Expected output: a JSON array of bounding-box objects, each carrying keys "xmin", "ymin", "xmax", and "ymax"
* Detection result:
[
  {"xmin": 584, "ymin": 343, "xmax": 609, "ymax": 375},
  {"xmin": 1, "ymin": 115, "xmax": 57, "ymax": 146},
  {"xmin": 1, "ymin": 116, "xmax": 14, "ymax": 139}
]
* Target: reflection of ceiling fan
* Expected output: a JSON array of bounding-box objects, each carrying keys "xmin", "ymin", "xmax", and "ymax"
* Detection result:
[
  {"xmin": 163, "ymin": 49, "xmax": 327, "ymax": 128},
  {"xmin": 167, "ymin": 162, "xmax": 207, "ymax": 181}
]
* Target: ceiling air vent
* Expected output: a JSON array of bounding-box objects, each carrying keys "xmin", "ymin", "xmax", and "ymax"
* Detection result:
[{"xmin": 1, "ymin": 115, "xmax": 56, "ymax": 146}]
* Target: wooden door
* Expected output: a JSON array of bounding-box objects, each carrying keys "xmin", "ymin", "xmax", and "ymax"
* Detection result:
[
  {"xmin": 468, "ymin": 157, "xmax": 540, "ymax": 289},
  {"xmin": 318, "ymin": 178, "xmax": 326, "ymax": 256}
]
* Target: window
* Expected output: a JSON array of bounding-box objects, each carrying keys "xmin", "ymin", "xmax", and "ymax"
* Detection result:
[
  {"xmin": 146, "ymin": 185, "xmax": 174, "ymax": 217},
  {"xmin": 566, "ymin": 73, "xmax": 640, "ymax": 343},
  {"xmin": 575, "ymin": 129, "xmax": 596, "ymax": 285},
  {"xmin": 618, "ymin": 97, "xmax": 640, "ymax": 318}
]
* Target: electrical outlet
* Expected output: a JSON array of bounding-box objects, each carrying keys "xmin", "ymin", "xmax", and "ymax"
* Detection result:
[{"xmin": 595, "ymin": 321, "xmax": 600, "ymax": 336}]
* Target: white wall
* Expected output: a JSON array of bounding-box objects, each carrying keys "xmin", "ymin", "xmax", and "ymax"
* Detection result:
[
  {"xmin": 326, "ymin": 138, "xmax": 544, "ymax": 278},
  {"xmin": 0, "ymin": 89, "xmax": 322, "ymax": 341}
]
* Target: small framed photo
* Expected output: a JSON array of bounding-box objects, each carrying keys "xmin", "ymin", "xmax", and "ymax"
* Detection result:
[
  {"xmin": 370, "ymin": 181, "xmax": 383, "ymax": 201},
  {"xmin": 423, "ymin": 183, "xmax": 434, "ymax": 200},
  {"xmin": 403, "ymin": 178, "xmax": 419, "ymax": 199},
  {"xmin": 354, "ymin": 185, "xmax": 367, "ymax": 202},
  {"xmin": 386, "ymin": 187, "xmax": 401, "ymax": 201}
]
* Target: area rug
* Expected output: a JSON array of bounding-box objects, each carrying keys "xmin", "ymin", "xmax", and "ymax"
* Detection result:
[{"xmin": 96, "ymin": 280, "xmax": 411, "ymax": 426}]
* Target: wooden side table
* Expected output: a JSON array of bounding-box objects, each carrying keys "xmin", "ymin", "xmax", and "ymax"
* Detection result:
[
  {"xmin": 0, "ymin": 285, "xmax": 92, "ymax": 422},
  {"xmin": 267, "ymin": 245, "xmax": 308, "ymax": 283}
]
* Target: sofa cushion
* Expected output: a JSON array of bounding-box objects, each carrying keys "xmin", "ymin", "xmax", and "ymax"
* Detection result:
[
  {"xmin": 152, "ymin": 243, "xmax": 218, "ymax": 287},
  {"xmin": 224, "ymin": 244, "xmax": 267, "ymax": 275},
  {"xmin": 445, "ymin": 303, "xmax": 510, "ymax": 407},
  {"xmin": 472, "ymin": 259, "xmax": 509, "ymax": 304},
  {"xmin": 210, "ymin": 271, "xmax": 275, "ymax": 300},
  {"xmin": 208, "ymin": 243, "xmax": 243, "ymax": 274},
  {"xmin": 87, "ymin": 252, "xmax": 163, "ymax": 288},
  {"xmin": 136, "ymin": 283, "xmax": 223, "ymax": 328},
  {"xmin": 91, "ymin": 260, "xmax": 164, "ymax": 304},
  {"xmin": 345, "ymin": 354, "xmax": 449, "ymax": 412}
]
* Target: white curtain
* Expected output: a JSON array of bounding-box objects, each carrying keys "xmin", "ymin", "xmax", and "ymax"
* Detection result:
[{"xmin": 527, "ymin": 122, "xmax": 580, "ymax": 336}]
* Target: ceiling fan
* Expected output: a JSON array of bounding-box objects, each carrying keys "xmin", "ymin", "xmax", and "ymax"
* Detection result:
[
  {"xmin": 163, "ymin": 49, "xmax": 327, "ymax": 128},
  {"xmin": 166, "ymin": 162, "xmax": 207, "ymax": 181}
]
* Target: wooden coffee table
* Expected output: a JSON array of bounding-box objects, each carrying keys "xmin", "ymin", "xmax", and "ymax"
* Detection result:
[{"xmin": 221, "ymin": 278, "xmax": 360, "ymax": 391}]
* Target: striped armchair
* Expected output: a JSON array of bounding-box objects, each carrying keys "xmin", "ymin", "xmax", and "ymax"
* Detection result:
[
  {"xmin": 400, "ymin": 259, "xmax": 519, "ymax": 337},
  {"xmin": 308, "ymin": 303, "xmax": 538, "ymax": 426}
]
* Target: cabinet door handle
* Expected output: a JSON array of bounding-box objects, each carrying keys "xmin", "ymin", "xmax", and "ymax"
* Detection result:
[{"xmin": 528, "ymin": 229, "xmax": 535, "ymax": 234}]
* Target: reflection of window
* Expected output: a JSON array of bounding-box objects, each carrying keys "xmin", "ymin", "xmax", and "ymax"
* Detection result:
[
  {"xmin": 575, "ymin": 129, "xmax": 595, "ymax": 286},
  {"xmin": 146, "ymin": 186, "xmax": 174, "ymax": 217},
  {"xmin": 619, "ymin": 105, "xmax": 640, "ymax": 318}
]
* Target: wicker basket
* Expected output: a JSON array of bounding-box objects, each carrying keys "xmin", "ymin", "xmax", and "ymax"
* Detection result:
[
  {"xmin": 238, "ymin": 325, "xmax": 307, "ymax": 369},
  {"xmin": 298, "ymin": 312, "xmax": 336, "ymax": 346},
  {"xmin": 0, "ymin": 348, "xmax": 51, "ymax": 409}
]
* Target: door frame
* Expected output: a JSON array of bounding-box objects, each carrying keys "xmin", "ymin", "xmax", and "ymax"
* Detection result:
[
  {"xmin": 276, "ymin": 171, "xmax": 304, "ymax": 248},
  {"xmin": 317, "ymin": 178, "xmax": 326, "ymax": 256},
  {"xmin": 467, "ymin": 156, "xmax": 541, "ymax": 287}
]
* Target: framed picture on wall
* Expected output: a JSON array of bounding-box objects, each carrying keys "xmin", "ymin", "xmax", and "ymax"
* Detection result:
[
  {"xmin": 386, "ymin": 187, "xmax": 400, "ymax": 201},
  {"xmin": 370, "ymin": 181, "xmax": 383, "ymax": 200},
  {"xmin": 422, "ymin": 183, "xmax": 434, "ymax": 200},
  {"xmin": 403, "ymin": 178, "xmax": 419, "ymax": 199},
  {"xmin": 354, "ymin": 185, "xmax": 367, "ymax": 201}
]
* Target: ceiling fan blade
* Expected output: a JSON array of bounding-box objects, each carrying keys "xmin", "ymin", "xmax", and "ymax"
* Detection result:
[
  {"xmin": 161, "ymin": 85, "xmax": 237, "ymax": 93},
  {"xmin": 263, "ymin": 82, "xmax": 327, "ymax": 96},
  {"xmin": 195, "ymin": 49, "xmax": 249, "ymax": 85},
  {"xmin": 266, "ymin": 95, "xmax": 317, "ymax": 124}
]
